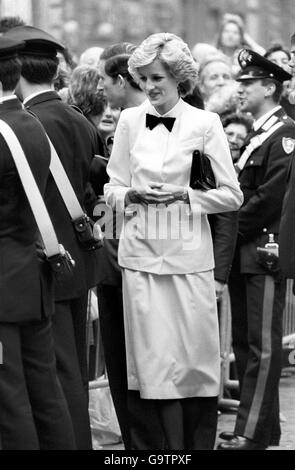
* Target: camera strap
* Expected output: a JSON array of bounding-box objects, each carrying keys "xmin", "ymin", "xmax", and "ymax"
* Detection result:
[{"xmin": 0, "ymin": 119, "xmax": 60, "ymax": 258}]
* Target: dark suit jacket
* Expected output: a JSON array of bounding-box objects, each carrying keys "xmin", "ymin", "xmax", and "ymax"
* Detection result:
[
  {"xmin": 25, "ymin": 91, "xmax": 106, "ymax": 301},
  {"xmin": 237, "ymin": 107, "xmax": 295, "ymax": 274},
  {"xmin": 90, "ymin": 155, "xmax": 122, "ymax": 285},
  {"xmin": 0, "ymin": 97, "xmax": 53, "ymax": 322}
]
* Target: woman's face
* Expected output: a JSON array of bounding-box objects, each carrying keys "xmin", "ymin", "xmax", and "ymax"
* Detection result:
[
  {"xmin": 221, "ymin": 22, "xmax": 242, "ymax": 49},
  {"xmin": 98, "ymin": 103, "xmax": 121, "ymax": 139},
  {"xmin": 137, "ymin": 59, "xmax": 179, "ymax": 114},
  {"xmin": 224, "ymin": 122, "xmax": 248, "ymax": 162}
]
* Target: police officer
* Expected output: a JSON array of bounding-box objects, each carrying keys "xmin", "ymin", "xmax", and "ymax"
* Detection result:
[
  {"xmin": 0, "ymin": 36, "xmax": 75, "ymax": 450},
  {"xmin": 218, "ymin": 49, "xmax": 295, "ymax": 450},
  {"xmin": 5, "ymin": 25, "xmax": 105, "ymax": 449}
]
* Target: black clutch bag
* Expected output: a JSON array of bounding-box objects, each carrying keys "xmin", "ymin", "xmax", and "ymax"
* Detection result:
[{"xmin": 189, "ymin": 150, "xmax": 216, "ymax": 191}]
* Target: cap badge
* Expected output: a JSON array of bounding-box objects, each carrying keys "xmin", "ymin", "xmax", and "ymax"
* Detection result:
[{"xmin": 239, "ymin": 49, "xmax": 252, "ymax": 67}]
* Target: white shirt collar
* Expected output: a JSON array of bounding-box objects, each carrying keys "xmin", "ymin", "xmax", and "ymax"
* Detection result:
[
  {"xmin": 0, "ymin": 94, "xmax": 18, "ymax": 104},
  {"xmin": 147, "ymin": 97, "xmax": 185, "ymax": 118},
  {"xmin": 23, "ymin": 88, "xmax": 53, "ymax": 105},
  {"xmin": 253, "ymin": 105, "xmax": 282, "ymax": 131}
]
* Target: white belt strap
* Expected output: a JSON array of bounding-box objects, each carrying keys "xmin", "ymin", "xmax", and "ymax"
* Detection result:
[
  {"xmin": 47, "ymin": 136, "xmax": 85, "ymax": 220},
  {"xmin": 236, "ymin": 121, "xmax": 284, "ymax": 172},
  {"xmin": 0, "ymin": 119, "xmax": 60, "ymax": 258}
]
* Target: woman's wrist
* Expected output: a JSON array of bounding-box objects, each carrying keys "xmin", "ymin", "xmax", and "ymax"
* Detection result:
[
  {"xmin": 178, "ymin": 189, "xmax": 189, "ymax": 203},
  {"xmin": 125, "ymin": 189, "xmax": 138, "ymax": 206}
]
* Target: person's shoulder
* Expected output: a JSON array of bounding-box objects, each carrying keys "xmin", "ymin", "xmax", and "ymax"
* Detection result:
[
  {"xmin": 116, "ymin": 102, "xmax": 148, "ymax": 133},
  {"xmin": 183, "ymin": 101, "xmax": 219, "ymax": 122},
  {"xmin": 280, "ymin": 115, "xmax": 295, "ymax": 130},
  {"xmin": 272, "ymin": 115, "xmax": 295, "ymax": 139},
  {"xmin": 120, "ymin": 101, "xmax": 148, "ymax": 121},
  {"xmin": 59, "ymin": 99, "xmax": 87, "ymax": 120},
  {"xmin": 264, "ymin": 118, "xmax": 295, "ymax": 156},
  {"xmin": 60, "ymin": 100, "xmax": 98, "ymax": 134}
]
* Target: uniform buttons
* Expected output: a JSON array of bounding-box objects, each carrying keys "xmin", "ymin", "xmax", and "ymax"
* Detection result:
[
  {"xmin": 250, "ymin": 160, "xmax": 254, "ymax": 165},
  {"xmin": 263, "ymin": 228, "xmax": 267, "ymax": 233}
]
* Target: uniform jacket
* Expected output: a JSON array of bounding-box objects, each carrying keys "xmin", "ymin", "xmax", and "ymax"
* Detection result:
[
  {"xmin": 279, "ymin": 134, "xmax": 295, "ymax": 279},
  {"xmin": 209, "ymin": 211, "xmax": 239, "ymax": 283},
  {"xmin": 25, "ymin": 91, "xmax": 105, "ymax": 301},
  {"xmin": 237, "ymin": 106, "xmax": 295, "ymax": 274},
  {"xmin": 104, "ymin": 99, "xmax": 243, "ymax": 275},
  {"xmin": 0, "ymin": 97, "xmax": 53, "ymax": 322},
  {"xmin": 281, "ymin": 96, "xmax": 295, "ymax": 121}
]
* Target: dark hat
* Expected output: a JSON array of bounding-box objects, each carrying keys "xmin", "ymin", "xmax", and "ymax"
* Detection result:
[
  {"xmin": 0, "ymin": 36, "xmax": 24, "ymax": 60},
  {"xmin": 236, "ymin": 48, "xmax": 291, "ymax": 83},
  {"xmin": 4, "ymin": 25, "xmax": 64, "ymax": 58}
]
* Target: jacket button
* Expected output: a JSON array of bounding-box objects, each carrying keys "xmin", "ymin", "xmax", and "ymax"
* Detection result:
[
  {"xmin": 250, "ymin": 160, "xmax": 254, "ymax": 165},
  {"xmin": 263, "ymin": 228, "xmax": 267, "ymax": 233}
]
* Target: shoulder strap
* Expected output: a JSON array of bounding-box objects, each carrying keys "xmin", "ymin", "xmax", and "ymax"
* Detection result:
[
  {"xmin": 0, "ymin": 119, "xmax": 60, "ymax": 258},
  {"xmin": 46, "ymin": 136, "xmax": 85, "ymax": 220},
  {"xmin": 236, "ymin": 121, "xmax": 284, "ymax": 173},
  {"xmin": 26, "ymin": 108, "xmax": 86, "ymax": 221}
]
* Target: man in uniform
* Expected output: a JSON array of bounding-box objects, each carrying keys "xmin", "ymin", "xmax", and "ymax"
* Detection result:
[
  {"xmin": 5, "ymin": 25, "xmax": 105, "ymax": 449},
  {"xmin": 218, "ymin": 49, "xmax": 295, "ymax": 450},
  {"xmin": 0, "ymin": 36, "xmax": 75, "ymax": 450}
]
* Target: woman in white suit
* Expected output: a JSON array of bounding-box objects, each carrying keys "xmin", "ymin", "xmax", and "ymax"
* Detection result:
[{"xmin": 104, "ymin": 32, "xmax": 243, "ymax": 450}]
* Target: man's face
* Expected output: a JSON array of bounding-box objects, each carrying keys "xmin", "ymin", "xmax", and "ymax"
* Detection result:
[
  {"xmin": 238, "ymin": 79, "xmax": 266, "ymax": 115},
  {"xmin": 98, "ymin": 60, "xmax": 124, "ymax": 108}
]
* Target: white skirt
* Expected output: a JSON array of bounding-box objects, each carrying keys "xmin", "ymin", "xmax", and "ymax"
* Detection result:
[{"xmin": 122, "ymin": 268, "xmax": 220, "ymax": 399}]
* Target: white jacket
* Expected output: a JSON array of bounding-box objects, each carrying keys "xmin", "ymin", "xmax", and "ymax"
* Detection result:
[{"xmin": 104, "ymin": 98, "xmax": 243, "ymax": 275}]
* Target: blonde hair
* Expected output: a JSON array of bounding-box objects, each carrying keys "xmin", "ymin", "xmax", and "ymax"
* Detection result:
[{"xmin": 128, "ymin": 32, "xmax": 199, "ymax": 97}]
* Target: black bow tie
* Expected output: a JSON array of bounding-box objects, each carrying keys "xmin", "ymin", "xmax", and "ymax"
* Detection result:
[{"xmin": 146, "ymin": 113, "xmax": 176, "ymax": 132}]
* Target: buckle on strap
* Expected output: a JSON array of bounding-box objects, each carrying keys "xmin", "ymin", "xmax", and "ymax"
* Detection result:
[{"xmin": 45, "ymin": 244, "xmax": 75, "ymax": 281}]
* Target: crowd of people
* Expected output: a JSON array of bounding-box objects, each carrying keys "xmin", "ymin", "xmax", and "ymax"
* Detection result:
[{"xmin": 1, "ymin": 12, "xmax": 295, "ymax": 451}]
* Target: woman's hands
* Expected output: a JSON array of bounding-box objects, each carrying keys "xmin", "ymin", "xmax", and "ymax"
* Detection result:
[
  {"xmin": 150, "ymin": 183, "xmax": 189, "ymax": 203},
  {"xmin": 125, "ymin": 183, "xmax": 189, "ymax": 206},
  {"xmin": 125, "ymin": 186, "xmax": 174, "ymax": 206}
]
